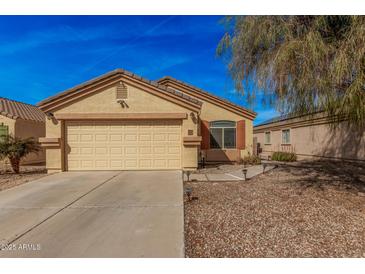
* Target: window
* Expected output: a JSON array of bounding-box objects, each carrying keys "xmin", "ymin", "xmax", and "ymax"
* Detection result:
[
  {"xmin": 264, "ymin": 131, "xmax": 271, "ymax": 144},
  {"xmin": 0, "ymin": 123, "xmax": 8, "ymax": 141},
  {"xmin": 282, "ymin": 129, "xmax": 291, "ymax": 144},
  {"xmin": 209, "ymin": 121, "xmax": 236, "ymax": 149}
]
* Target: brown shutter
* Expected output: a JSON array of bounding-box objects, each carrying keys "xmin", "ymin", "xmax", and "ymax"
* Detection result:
[
  {"xmin": 236, "ymin": 120, "xmax": 246, "ymax": 149},
  {"xmin": 201, "ymin": 120, "xmax": 210, "ymax": 149}
]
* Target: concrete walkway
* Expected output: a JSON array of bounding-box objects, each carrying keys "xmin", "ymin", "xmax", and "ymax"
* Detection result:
[
  {"xmin": 187, "ymin": 164, "xmax": 275, "ymax": 182},
  {"xmin": 0, "ymin": 171, "xmax": 184, "ymax": 258}
]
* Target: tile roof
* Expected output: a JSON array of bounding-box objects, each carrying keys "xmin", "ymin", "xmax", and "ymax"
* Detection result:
[
  {"xmin": 158, "ymin": 76, "xmax": 257, "ymax": 117},
  {"xmin": 38, "ymin": 69, "xmax": 203, "ymax": 109},
  {"xmin": 254, "ymin": 111, "xmax": 323, "ymax": 127},
  {"xmin": 0, "ymin": 97, "xmax": 45, "ymax": 123}
]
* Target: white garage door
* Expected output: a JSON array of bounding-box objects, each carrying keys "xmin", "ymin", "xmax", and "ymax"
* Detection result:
[{"xmin": 66, "ymin": 120, "xmax": 182, "ymax": 170}]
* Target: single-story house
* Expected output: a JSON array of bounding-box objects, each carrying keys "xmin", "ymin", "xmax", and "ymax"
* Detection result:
[
  {"xmin": 253, "ymin": 112, "xmax": 365, "ymax": 162},
  {"xmin": 0, "ymin": 97, "xmax": 46, "ymax": 166},
  {"xmin": 37, "ymin": 69, "xmax": 256, "ymax": 173}
]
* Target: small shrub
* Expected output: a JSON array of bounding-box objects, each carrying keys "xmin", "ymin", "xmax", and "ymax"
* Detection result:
[
  {"xmin": 0, "ymin": 135, "xmax": 40, "ymax": 173},
  {"xmin": 271, "ymin": 151, "xmax": 297, "ymax": 162},
  {"xmin": 241, "ymin": 155, "xmax": 261, "ymax": 165}
]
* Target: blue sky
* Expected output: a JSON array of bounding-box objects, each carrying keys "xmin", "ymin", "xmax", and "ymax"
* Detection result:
[{"xmin": 0, "ymin": 16, "xmax": 278, "ymax": 125}]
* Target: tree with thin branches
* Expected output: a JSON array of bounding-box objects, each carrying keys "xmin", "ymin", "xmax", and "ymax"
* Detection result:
[{"xmin": 217, "ymin": 16, "xmax": 365, "ymax": 127}]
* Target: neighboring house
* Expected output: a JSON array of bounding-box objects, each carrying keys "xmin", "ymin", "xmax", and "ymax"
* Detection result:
[
  {"xmin": 254, "ymin": 112, "xmax": 365, "ymax": 162},
  {"xmin": 0, "ymin": 97, "xmax": 46, "ymax": 165},
  {"xmin": 37, "ymin": 69, "xmax": 256, "ymax": 173}
]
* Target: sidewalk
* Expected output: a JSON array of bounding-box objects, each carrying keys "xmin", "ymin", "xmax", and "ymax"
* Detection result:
[{"xmin": 185, "ymin": 164, "xmax": 275, "ymax": 182}]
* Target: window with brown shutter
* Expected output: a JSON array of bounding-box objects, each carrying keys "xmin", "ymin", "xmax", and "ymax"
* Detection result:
[{"xmin": 209, "ymin": 120, "xmax": 236, "ymax": 149}]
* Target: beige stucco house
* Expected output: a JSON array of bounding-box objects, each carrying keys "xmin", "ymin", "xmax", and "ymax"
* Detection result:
[
  {"xmin": 254, "ymin": 112, "xmax": 365, "ymax": 162},
  {"xmin": 38, "ymin": 69, "xmax": 256, "ymax": 173},
  {"xmin": 0, "ymin": 97, "xmax": 46, "ymax": 165}
]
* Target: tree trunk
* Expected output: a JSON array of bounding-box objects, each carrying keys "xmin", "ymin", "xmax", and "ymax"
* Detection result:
[{"xmin": 9, "ymin": 157, "xmax": 20, "ymax": 174}]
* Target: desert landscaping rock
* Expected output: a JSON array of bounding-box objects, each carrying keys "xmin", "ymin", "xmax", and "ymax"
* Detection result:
[
  {"xmin": 0, "ymin": 165, "xmax": 47, "ymax": 192},
  {"xmin": 184, "ymin": 161, "xmax": 365, "ymax": 257}
]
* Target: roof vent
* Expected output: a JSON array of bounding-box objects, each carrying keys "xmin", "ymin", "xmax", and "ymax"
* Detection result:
[{"xmin": 116, "ymin": 81, "xmax": 128, "ymax": 102}]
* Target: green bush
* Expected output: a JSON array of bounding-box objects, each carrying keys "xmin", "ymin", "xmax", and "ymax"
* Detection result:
[
  {"xmin": 241, "ymin": 155, "xmax": 261, "ymax": 165},
  {"xmin": 271, "ymin": 151, "xmax": 297, "ymax": 162},
  {"xmin": 0, "ymin": 134, "xmax": 40, "ymax": 173}
]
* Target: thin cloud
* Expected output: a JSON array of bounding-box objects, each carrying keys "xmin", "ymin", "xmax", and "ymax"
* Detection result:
[
  {"xmin": 77, "ymin": 16, "xmax": 177, "ymax": 76},
  {"xmin": 0, "ymin": 25, "xmax": 117, "ymax": 55}
]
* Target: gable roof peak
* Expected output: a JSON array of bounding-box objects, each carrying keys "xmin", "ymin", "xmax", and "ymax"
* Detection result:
[
  {"xmin": 37, "ymin": 68, "xmax": 202, "ymax": 112},
  {"xmin": 157, "ymin": 76, "xmax": 257, "ymax": 119}
]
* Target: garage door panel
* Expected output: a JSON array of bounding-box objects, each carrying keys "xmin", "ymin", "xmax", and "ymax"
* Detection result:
[
  {"xmin": 139, "ymin": 134, "xmax": 151, "ymax": 141},
  {"xmin": 168, "ymin": 159, "xmax": 180, "ymax": 168},
  {"xmin": 153, "ymin": 134, "xmax": 166, "ymax": 141},
  {"xmin": 124, "ymin": 134, "xmax": 137, "ymax": 141},
  {"xmin": 153, "ymin": 146, "xmax": 166, "ymax": 154},
  {"xmin": 139, "ymin": 159, "xmax": 152, "ymax": 168},
  {"xmin": 80, "ymin": 147, "xmax": 94, "ymax": 155},
  {"xmin": 125, "ymin": 147, "xmax": 138, "ymax": 155},
  {"xmin": 125, "ymin": 159, "xmax": 138, "ymax": 169},
  {"xmin": 80, "ymin": 160, "xmax": 93, "ymax": 169},
  {"xmin": 79, "ymin": 124, "xmax": 93, "ymax": 129},
  {"xmin": 110, "ymin": 134, "xmax": 123, "ymax": 141},
  {"xmin": 153, "ymin": 159, "xmax": 167, "ymax": 168},
  {"xmin": 95, "ymin": 160, "xmax": 108, "ymax": 168},
  {"xmin": 168, "ymin": 133, "xmax": 180, "ymax": 141},
  {"xmin": 139, "ymin": 146, "xmax": 153, "ymax": 154},
  {"xmin": 66, "ymin": 120, "xmax": 181, "ymax": 170},
  {"xmin": 110, "ymin": 160, "xmax": 123, "ymax": 169},
  {"xmin": 94, "ymin": 125, "xmax": 109, "ymax": 130},
  {"xmin": 95, "ymin": 147, "xmax": 108, "ymax": 155},
  {"xmin": 68, "ymin": 147, "xmax": 79, "ymax": 155},
  {"xmin": 67, "ymin": 134, "xmax": 79, "ymax": 142},
  {"xmin": 167, "ymin": 147, "xmax": 180, "ymax": 154},
  {"xmin": 109, "ymin": 125, "xmax": 123, "ymax": 131},
  {"xmin": 110, "ymin": 147, "xmax": 123, "ymax": 155},
  {"xmin": 80, "ymin": 134, "xmax": 93, "ymax": 142},
  {"xmin": 95, "ymin": 134, "xmax": 108, "ymax": 142},
  {"xmin": 68, "ymin": 160, "xmax": 79, "ymax": 169}
]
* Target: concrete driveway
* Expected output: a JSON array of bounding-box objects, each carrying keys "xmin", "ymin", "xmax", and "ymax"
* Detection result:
[{"xmin": 0, "ymin": 171, "xmax": 184, "ymax": 257}]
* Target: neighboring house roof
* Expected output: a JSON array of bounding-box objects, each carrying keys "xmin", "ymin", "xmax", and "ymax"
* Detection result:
[
  {"xmin": 252, "ymin": 111, "xmax": 339, "ymax": 134},
  {"xmin": 0, "ymin": 97, "xmax": 45, "ymax": 123},
  {"xmin": 157, "ymin": 76, "xmax": 257, "ymax": 120},
  {"xmin": 37, "ymin": 69, "xmax": 203, "ymax": 113},
  {"xmin": 254, "ymin": 111, "xmax": 325, "ymax": 128},
  {"xmin": 255, "ymin": 114, "xmax": 294, "ymax": 127}
]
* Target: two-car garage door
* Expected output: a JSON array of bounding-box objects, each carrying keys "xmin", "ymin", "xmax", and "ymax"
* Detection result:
[{"xmin": 66, "ymin": 120, "xmax": 182, "ymax": 170}]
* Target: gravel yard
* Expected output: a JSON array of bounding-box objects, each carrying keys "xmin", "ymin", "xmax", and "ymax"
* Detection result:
[
  {"xmin": 184, "ymin": 161, "xmax": 365, "ymax": 257},
  {"xmin": 0, "ymin": 165, "xmax": 47, "ymax": 192}
]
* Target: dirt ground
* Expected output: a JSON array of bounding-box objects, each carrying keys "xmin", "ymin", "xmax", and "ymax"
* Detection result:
[
  {"xmin": 184, "ymin": 160, "xmax": 365, "ymax": 257},
  {"xmin": 0, "ymin": 165, "xmax": 48, "ymax": 192}
]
